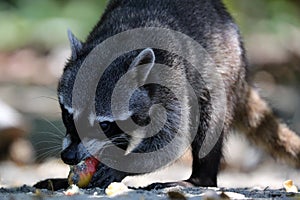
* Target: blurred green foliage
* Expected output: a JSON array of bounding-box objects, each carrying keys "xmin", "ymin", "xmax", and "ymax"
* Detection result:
[
  {"xmin": 224, "ymin": 0, "xmax": 300, "ymax": 35},
  {"xmin": 0, "ymin": 0, "xmax": 107, "ymax": 50},
  {"xmin": 0, "ymin": 0, "xmax": 299, "ymax": 51}
]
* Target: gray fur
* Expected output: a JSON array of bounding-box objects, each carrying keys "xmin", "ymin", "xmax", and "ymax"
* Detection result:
[
  {"xmin": 57, "ymin": 0, "xmax": 300, "ymax": 189},
  {"xmin": 128, "ymin": 48, "xmax": 155, "ymax": 85},
  {"xmin": 67, "ymin": 29, "xmax": 83, "ymax": 60}
]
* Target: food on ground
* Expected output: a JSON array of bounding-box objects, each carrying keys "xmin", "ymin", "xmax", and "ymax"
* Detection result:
[{"xmin": 68, "ymin": 157, "xmax": 99, "ymax": 188}]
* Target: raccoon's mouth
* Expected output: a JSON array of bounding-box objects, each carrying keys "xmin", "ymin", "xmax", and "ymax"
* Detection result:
[{"xmin": 67, "ymin": 156, "xmax": 100, "ymax": 188}]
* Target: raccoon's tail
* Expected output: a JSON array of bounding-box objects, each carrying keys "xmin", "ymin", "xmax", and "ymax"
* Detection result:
[{"xmin": 234, "ymin": 87, "xmax": 300, "ymax": 167}]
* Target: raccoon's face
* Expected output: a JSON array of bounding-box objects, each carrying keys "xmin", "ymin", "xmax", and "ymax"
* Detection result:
[
  {"xmin": 58, "ymin": 31, "xmax": 161, "ymax": 165},
  {"xmin": 58, "ymin": 31, "xmax": 191, "ymax": 176}
]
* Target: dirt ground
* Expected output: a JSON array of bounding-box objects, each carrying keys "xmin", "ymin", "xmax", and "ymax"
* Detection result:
[{"xmin": 0, "ymin": 156, "xmax": 300, "ymax": 199}]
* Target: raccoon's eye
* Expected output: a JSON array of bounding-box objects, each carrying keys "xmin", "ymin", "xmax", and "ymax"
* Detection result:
[{"xmin": 99, "ymin": 122, "xmax": 111, "ymax": 132}]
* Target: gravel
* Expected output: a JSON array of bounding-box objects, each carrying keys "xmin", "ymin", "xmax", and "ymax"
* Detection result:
[
  {"xmin": 0, "ymin": 184, "xmax": 299, "ymax": 200},
  {"xmin": 1, "ymin": 158, "xmax": 300, "ymax": 199}
]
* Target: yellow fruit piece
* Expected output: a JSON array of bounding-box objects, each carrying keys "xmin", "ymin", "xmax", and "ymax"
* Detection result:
[
  {"xmin": 68, "ymin": 171, "xmax": 93, "ymax": 188},
  {"xmin": 283, "ymin": 180, "xmax": 298, "ymax": 193},
  {"xmin": 105, "ymin": 182, "xmax": 130, "ymax": 196}
]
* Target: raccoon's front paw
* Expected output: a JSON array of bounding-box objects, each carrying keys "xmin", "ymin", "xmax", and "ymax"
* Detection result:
[
  {"xmin": 89, "ymin": 163, "xmax": 128, "ymax": 188},
  {"xmin": 34, "ymin": 178, "xmax": 69, "ymax": 190}
]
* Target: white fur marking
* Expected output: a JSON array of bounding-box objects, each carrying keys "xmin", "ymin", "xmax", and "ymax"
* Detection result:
[
  {"xmin": 59, "ymin": 95, "xmax": 74, "ymax": 114},
  {"xmin": 82, "ymin": 138, "xmax": 109, "ymax": 157},
  {"xmin": 125, "ymin": 129, "xmax": 145, "ymax": 155},
  {"xmin": 96, "ymin": 111, "xmax": 133, "ymax": 123},
  {"xmin": 58, "ymin": 95, "xmax": 64, "ymax": 104},
  {"xmin": 62, "ymin": 134, "xmax": 71, "ymax": 150},
  {"xmin": 88, "ymin": 112, "xmax": 96, "ymax": 126},
  {"xmin": 73, "ymin": 109, "xmax": 82, "ymax": 120},
  {"xmin": 95, "ymin": 116, "xmax": 114, "ymax": 123}
]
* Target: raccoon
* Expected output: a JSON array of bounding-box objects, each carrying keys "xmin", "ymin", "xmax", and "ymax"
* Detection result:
[{"xmin": 54, "ymin": 0, "xmax": 300, "ymax": 189}]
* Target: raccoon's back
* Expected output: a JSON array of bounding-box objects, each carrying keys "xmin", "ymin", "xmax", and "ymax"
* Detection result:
[
  {"xmin": 85, "ymin": 0, "xmax": 235, "ymax": 50},
  {"xmin": 84, "ymin": 0, "xmax": 247, "ymax": 125}
]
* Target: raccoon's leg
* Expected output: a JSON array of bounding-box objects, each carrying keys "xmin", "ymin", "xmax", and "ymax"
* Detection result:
[
  {"xmin": 142, "ymin": 130, "xmax": 224, "ymax": 190},
  {"xmin": 235, "ymin": 87, "xmax": 300, "ymax": 167},
  {"xmin": 185, "ymin": 130, "xmax": 224, "ymax": 187}
]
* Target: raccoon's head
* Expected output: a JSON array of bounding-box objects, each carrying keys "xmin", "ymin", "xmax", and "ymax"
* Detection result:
[{"xmin": 58, "ymin": 31, "xmax": 190, "ymax": 173}]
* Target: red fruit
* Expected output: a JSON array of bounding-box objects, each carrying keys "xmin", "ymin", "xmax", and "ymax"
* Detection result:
[{"xmin": 68, "ymin": 157, "xmax": 100, "ymax": 188}]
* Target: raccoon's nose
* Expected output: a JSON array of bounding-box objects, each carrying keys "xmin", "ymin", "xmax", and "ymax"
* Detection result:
[{"xmin": 61, "ymin": 144, "xmax": 81, "ymax": 165}]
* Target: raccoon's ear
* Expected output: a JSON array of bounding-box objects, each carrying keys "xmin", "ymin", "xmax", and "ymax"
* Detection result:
[
  {"xmin": 129, "ymin": 48, "xmax": 155, "ymax": 84},
  {"xmin": 67, "ymin": 29, "xmax": 83, "ymax": 60}
]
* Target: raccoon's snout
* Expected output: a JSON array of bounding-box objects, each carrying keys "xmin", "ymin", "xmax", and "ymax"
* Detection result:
[{"xmin": 61, "ymin": 143, "xmax": 81, "ymax": 165}]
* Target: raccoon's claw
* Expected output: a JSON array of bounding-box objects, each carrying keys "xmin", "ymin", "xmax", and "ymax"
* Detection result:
[
  {"xmin": 88, "ymin": 163, "xmax": 128, "ymax": 188},
  {"xmin": 141, "ymin": 181, "xmax": 194, "ymax": 190}
]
